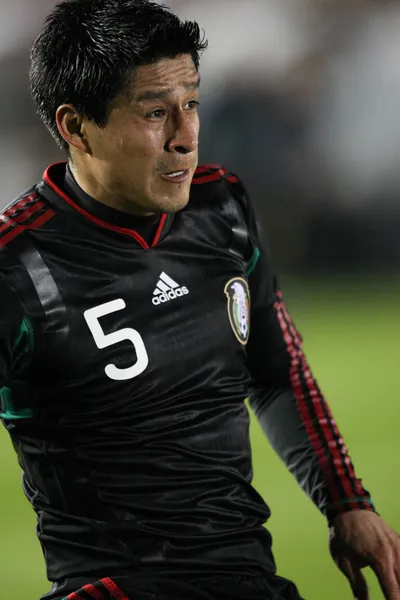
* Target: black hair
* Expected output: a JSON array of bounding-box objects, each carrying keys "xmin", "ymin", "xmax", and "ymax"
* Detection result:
[{"xmin": 30, "ymin": 0, "xmax": 208, "ymax": 151}]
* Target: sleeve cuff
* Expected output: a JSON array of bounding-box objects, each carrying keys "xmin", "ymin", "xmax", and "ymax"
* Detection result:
[{"xmin": 326, "ymin": 497, "xmax": 376, "ymax": 526}]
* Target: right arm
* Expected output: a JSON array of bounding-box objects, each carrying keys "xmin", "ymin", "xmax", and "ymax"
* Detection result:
[{"xmin": 0, "ymin": 273, "xmax": 26, "ymax": 389}]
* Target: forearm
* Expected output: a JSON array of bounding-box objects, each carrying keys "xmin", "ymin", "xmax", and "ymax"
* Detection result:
[
  {"xmin": 250, "ymin": 293, "xmax": 375, "ymax": 524},
  {"xmin": 250, "ymin": 384, "xmax": 374, "ymax": 523}
]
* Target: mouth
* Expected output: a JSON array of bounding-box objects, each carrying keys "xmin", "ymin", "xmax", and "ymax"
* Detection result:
[{"xmin": 161, "ymin": 169, "xmax": 191, "ymax": 184}]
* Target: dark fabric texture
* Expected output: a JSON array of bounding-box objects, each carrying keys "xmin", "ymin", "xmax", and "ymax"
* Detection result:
[{"xmin": 0, "ymin": 163, "xmax": 372, "ymax": 597}]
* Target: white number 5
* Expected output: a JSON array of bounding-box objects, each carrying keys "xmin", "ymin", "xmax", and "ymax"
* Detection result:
[{"xmin": 84, "ymin": 299, "xmax": 149, "ymax": 381}]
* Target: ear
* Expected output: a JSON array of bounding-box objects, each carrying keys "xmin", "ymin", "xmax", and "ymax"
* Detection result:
[{"xmin": 55, "ymin": 104, "xmax": 92, "ymax": 155}]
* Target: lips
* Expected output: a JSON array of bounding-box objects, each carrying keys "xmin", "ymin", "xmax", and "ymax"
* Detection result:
[
  {"xmin": 160, "ymin": 169, "xmax": 191, "ymax": 184},
  {"xmin": 164, "ymin": 170, "xmax": 186, "ymax": 179}
]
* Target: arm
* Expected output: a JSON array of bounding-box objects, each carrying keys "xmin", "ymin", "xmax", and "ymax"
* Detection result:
[
  {"xmin": 0, "ymin": 273, "xmax": 28, "ymax": 392},
  {"xmin": 229, "ymin": 179, "xmax": 374, "ymax": 524},
  {"xmin": 228, "ymin": 178, "xmax": 400, "ymax": 599}
]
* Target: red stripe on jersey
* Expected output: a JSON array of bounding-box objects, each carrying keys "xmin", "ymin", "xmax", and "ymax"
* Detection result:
[
  {"xmin": 305, "ymin": 373, "xmax": 368, "ymax": 498},
  {"xmin": 192, "ymin": 173, "xmax": 223, "ymax": 184},
  {"xmin": 83, "ymin": 584, "xmax": 103, "ymax": 600},
  {"xmin": 274, "ymin": 293, "xmax": 343, "ymax": 504},
  {"xmin": 317, "ymin": 402, "xmax": 370, "ymax": 507},
  {"xmin": 66, "ymin": 593, "xmax": 82, "ymax": 600},
  {"xmin": 100, "ymin": 578, "xmax": 129, "ymax": 600},
  {"xmin": 275, "ymin": 291, "xmax": 372, "ymax": 510},
  {"xmin": 192, "ymin": 167, "xmax": 239, "ymax": 185},
  {"xmin": 277, "ymin": 297, "xmax": 370, "ymax": 506},
  {"xmin": 151, "ymin": 212, "xmax": 167, "ymax": 247},
  {"xmin": 0, "ymin": 209, "xmax": 55, "ymax": 247},
  {"xmin": 195, "ymin": 164, "xmax": 222, "ymax": 174},
  {"xmin": 7, "ymin": 193, "xmax": 37, "ymax": 216},
  {"xmin": 0, "ymin": 193, "xmax": 38, "ymax": 234},
  {"xmin": 44, "ymin": 163, "xmax": 167, "ymax": 250},
  {"xmin": 226, "ymin": 174, "xmax": 239, "ymax": 183},
  {"xmin": 0, "ymin": 217, "xmax": 14, "ymax": 234},
  {"xmin": 14, "ymin": 201, "xmax": 44, "ymax": 223}
]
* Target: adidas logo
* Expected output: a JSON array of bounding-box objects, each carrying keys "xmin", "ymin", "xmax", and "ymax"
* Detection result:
[{"xmin": 152, "ymin": 272, "xmax": 189, "ymax": 306}]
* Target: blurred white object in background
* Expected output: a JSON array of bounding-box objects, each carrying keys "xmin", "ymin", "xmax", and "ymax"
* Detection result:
[
  {"xmin": 0, "ymin": 0, "xmax": 55, "ymax": 56},
  {"xmin": 167, "ymin": 0, "xmax": 314, "ymax": 103},
  {"xmin": 309, "ymin": 5, "xmax": 400, "ymax": 205}
]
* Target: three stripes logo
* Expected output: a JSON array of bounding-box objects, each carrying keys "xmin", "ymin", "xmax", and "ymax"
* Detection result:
[
  {"xmin": 152, "ymin": 271, "xmax": 189, "ymax": 306},
  {"xmin": 192, "ymin": 165, "xmax": 239, "ymax": 185},
  {"xmin": 0, "ymin": 192, "xmax": 54, "ymax": 247}
]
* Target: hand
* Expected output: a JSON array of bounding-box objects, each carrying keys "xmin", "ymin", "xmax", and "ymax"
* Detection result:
[{"xmin": 329, "ymin": 510, "xmax": 400, "ymax": 599}]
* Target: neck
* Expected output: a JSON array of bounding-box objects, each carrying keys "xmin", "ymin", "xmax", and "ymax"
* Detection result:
[{"xmin": 68, "ymin": 161, "xmax": 154, "ymax": 217}]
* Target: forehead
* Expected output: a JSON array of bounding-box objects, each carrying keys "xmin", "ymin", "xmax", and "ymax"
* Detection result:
[{"xmin": 130, "ymin": 54, "xmax": 199, "ymax": 98}]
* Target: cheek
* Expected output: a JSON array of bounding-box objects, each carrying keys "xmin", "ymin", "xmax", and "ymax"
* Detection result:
[
  {"xmin": 86, "ymin": 127, "xmax": 111, "ymax": 161},
  {"xmin": 117, "ymin": 127, "xmax": 163, "ymax": 163}
]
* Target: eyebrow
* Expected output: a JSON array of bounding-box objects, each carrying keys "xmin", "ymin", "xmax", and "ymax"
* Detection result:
[{"xmin": 136, "ymin": 77, "xmax": 201, "ymax": 103}]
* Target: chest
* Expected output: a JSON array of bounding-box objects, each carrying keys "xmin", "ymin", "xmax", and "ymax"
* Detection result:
[{"xmin": 28, "ymin": 223, "xmax": 251, "ymax": 409}]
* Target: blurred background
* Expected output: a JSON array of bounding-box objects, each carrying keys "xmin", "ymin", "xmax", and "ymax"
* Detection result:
[{"xmin": 0, "ymin": 0, "xmax": 399, "ymax": 599}]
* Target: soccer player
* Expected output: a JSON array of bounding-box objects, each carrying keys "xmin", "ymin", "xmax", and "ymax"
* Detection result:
[{"xmin": 1, "ymin": 1, "xmax": 399, "ymax": 599}]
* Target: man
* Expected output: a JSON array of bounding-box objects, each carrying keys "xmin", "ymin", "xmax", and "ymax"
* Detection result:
[{"xmin": 1, "ymin": 1, "xmax": 399, "ymax": 599}]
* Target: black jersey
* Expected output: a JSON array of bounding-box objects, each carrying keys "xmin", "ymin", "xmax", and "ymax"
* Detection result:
[{"xmin": 0, "ymin": 163, "xmax": 373, "ymax": 593}]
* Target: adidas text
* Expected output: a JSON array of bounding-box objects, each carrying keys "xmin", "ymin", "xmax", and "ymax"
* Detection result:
[
  {"xmin": 152, "ymin": 272, "xmax": 189, "ymax": 306},
  {"xmin": 152, "ymin": 287, "xmax": 189, "ymax": 306}
]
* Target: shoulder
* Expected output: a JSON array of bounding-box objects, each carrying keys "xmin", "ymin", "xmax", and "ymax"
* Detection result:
[
  {"xmin": 0, "ymin": 185, "xmax": 54, "ymax": 253},
  {"xmin": 190, "ymin": 164, "xmax": 250, "ymax": 215},
  {"xmin": 191, "ymin": 164, "xmax": 240, "ymax": 186},
  {"xmin": 0, "ymin": 186, "xmax": 55, "ymax": 299}
]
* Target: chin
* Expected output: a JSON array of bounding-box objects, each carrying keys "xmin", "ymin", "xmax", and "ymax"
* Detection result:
[
  {"xmin": 158, "ymin": 190, "xmax": 191, "ymax": 214},
  {"xmin": 170, "ymin": 194, "xmax": 190, "ymax": 213}
]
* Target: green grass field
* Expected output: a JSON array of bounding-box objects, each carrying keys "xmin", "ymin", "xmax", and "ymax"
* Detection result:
[{"xmin": 1, "ymin": 278, "xmax": 399, "ymax": 600}]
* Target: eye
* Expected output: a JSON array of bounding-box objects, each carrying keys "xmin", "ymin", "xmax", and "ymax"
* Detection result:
[
  {"xmin": 185, "ymin": 100, "xmax": 200, "ymax": 111},
  {"xmin": 146, "ymin": 108, "xmax": 167, "ymax": 119}
]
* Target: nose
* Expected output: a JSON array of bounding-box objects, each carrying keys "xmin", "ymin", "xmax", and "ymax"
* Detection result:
[{"xmin": 165, "ymin": 111, "xmax": 199, "ymax": 155}]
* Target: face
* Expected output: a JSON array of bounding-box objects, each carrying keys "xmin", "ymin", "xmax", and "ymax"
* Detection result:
[{"xmin": 73, "ymin": 54, "xmax": 200, "ymax": 215}]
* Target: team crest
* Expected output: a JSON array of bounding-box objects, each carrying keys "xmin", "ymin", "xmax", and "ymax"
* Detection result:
[{"xmin": 224, "ymin": 277, "xmax": 250, "ymax": 345}]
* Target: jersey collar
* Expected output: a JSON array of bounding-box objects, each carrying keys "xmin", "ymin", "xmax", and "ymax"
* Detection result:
[{"xmin": 37, "ymin": 162, "xmax": 174, "ymax": 249}]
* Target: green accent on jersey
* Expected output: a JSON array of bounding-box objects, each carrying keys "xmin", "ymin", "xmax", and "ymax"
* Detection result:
[
  {"xmin": 247, "ymin": 247, "xmax": 260, "ymax": 276},
  {"xmin": 0, "ymin": 316, "xmax": 34, "ymax": 420},
  {"xmin": 328, "ymin": 497, "xmax": 375, "ymax": 510}
]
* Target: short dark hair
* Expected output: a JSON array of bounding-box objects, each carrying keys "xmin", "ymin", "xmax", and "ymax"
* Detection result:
[{"xmin": 30, "ymin": 0, "xmax": 207, "ymax": 151}]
